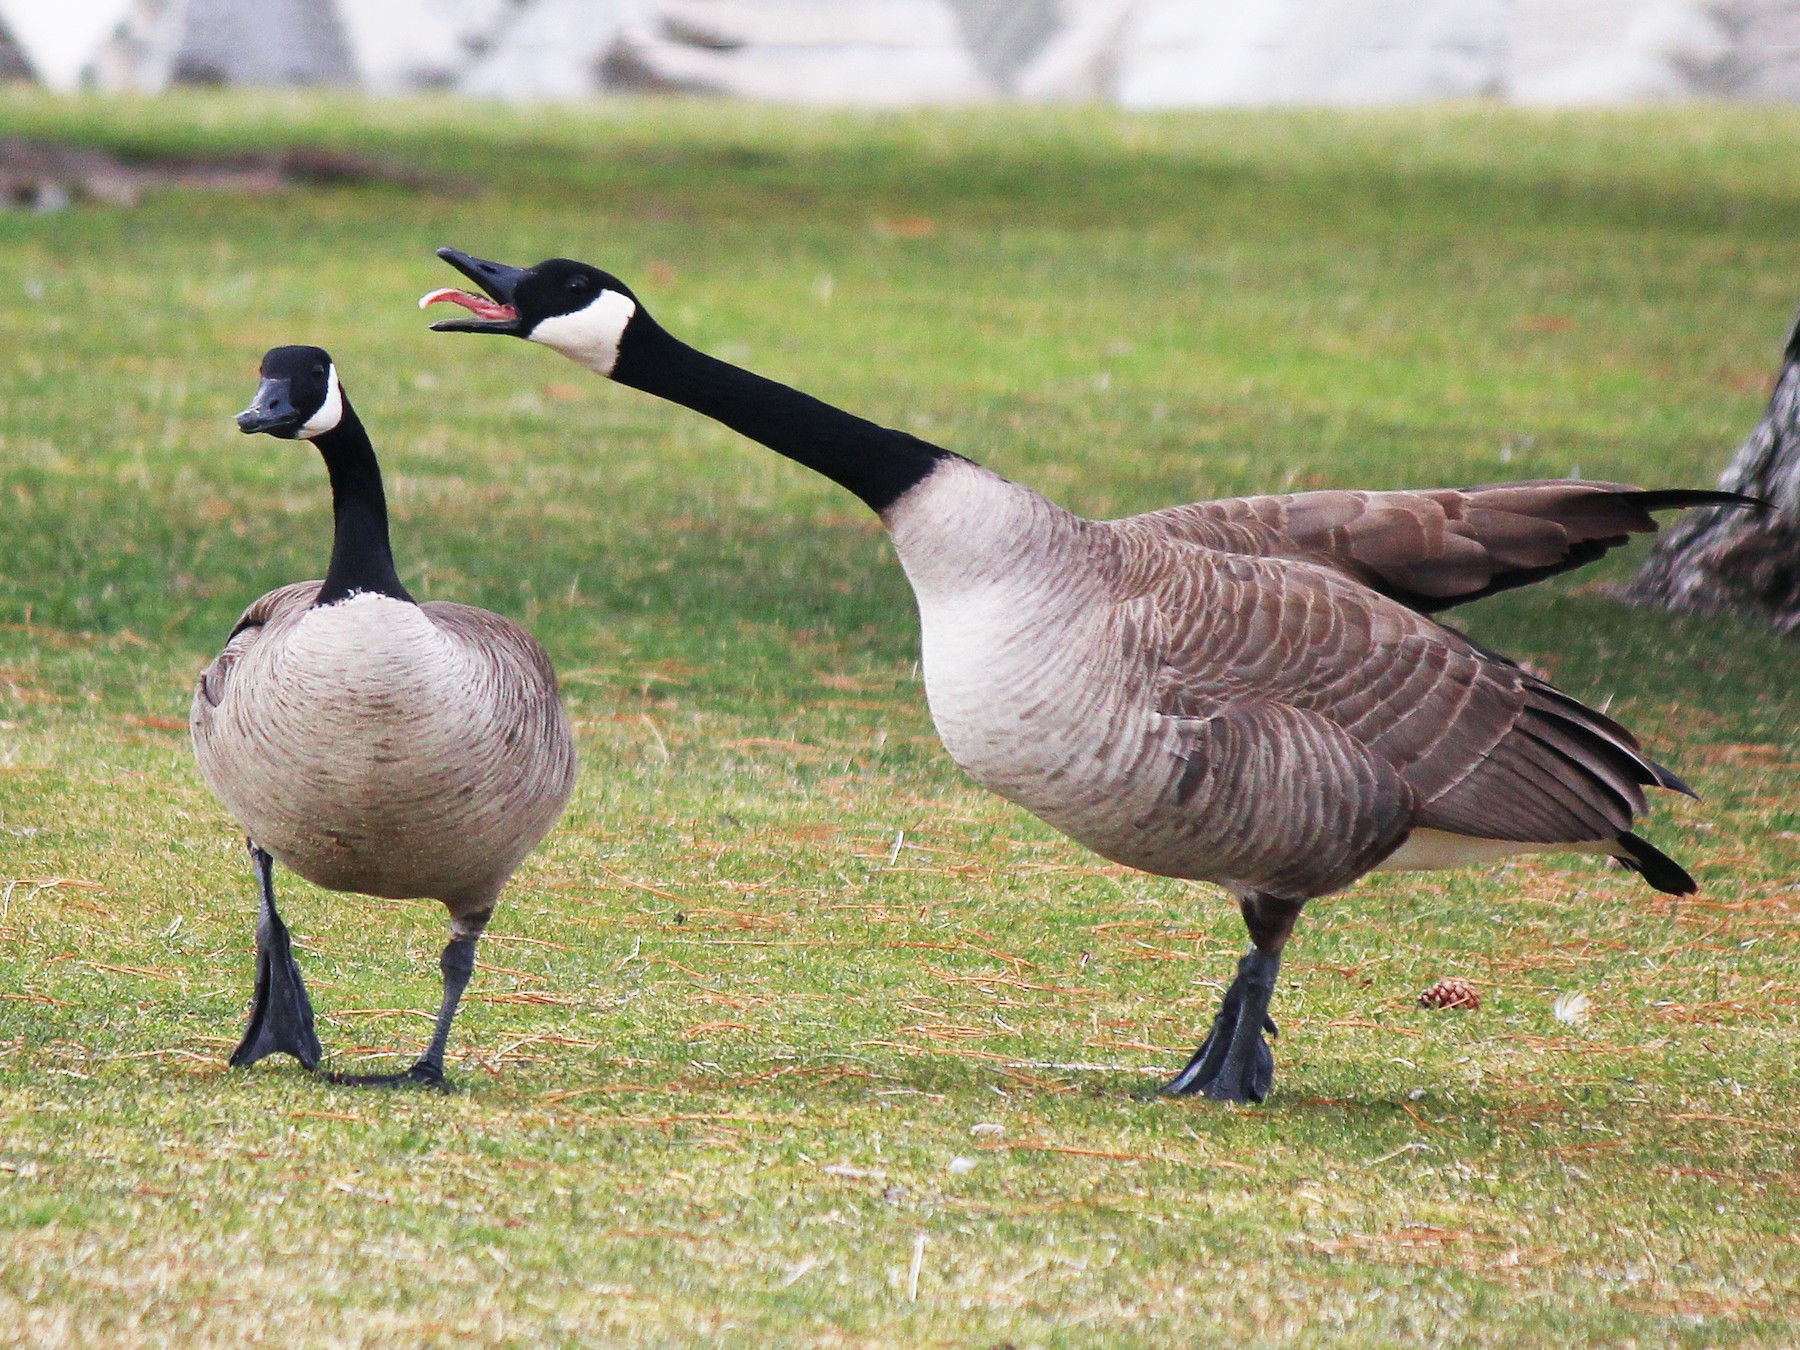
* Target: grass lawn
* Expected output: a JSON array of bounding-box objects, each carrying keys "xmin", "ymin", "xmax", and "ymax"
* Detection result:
[{"xmin": 1, "ymin": 91, "xmax": 1797, "ymax": 1346}]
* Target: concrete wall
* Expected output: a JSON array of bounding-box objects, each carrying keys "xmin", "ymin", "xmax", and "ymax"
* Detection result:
[
  {"xmin": 88, "ymin": 0, "xmax": 355, "ymax": 92},
  {"xmin": 1118, "ymin": 0, "xmax": 1505, "ymax": 107},
  {"xmin": 0, "ymin": 10, "xmax": 35, "ymax": 82},
  {"xmin": 592, "ymin": 0, "xmax": 1800, "ymax": 105},
  {"xmin": 57, "ymin": 0, "xmax": 1800, "ymax": 103}
]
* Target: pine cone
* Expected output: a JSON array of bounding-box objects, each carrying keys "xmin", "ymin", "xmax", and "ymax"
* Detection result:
[{"xmin": 1418, "ymin": 977, "xmax": 1480, "ymax": 1010}]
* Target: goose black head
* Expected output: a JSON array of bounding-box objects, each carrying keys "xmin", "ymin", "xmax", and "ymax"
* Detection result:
[
  {"xmin": 424, "ymin": 248, "xmax": 642, "ymax": 376},
  {"xmin": 237, "ymin": 345, "xmax": 344, "ymax": 440}
]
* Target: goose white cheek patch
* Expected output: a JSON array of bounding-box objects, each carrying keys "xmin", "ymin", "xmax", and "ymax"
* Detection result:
[
  {"xmin": 528, "ymin": 290, "xmax": 637, "ymax": 376},
  {"xmin": 298, "ymin": 365, "xmax": 343, "ymax": 439}
]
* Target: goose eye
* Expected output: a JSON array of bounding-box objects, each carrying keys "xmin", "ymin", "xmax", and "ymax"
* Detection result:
[{"xmin": 568, "ymin": 276, "xmax": 590, "ymax": 294}]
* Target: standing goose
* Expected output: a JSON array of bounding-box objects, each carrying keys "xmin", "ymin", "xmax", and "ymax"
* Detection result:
[
  {"xmin": 192, "ymin": 345, "xmax": 576, "ymax": 1088},
  {"xmin": 424, "ymin": 252, "xmax": 1751, "ymax": 1102}
]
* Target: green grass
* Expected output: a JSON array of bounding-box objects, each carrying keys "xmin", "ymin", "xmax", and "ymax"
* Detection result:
[{"xmin": 1, "ymin": 91, "xmax": 1798, "ymax": 1346}]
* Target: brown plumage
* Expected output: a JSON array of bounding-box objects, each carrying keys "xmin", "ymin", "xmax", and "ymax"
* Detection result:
[
  {"xmin": 889, "ymin": 463, "xmax": 1707, "ymax": 901},
  {"xmin": 1140, "ymin": 481, "xmax": 1731, "ymax": 611},
  {"xmin": 1129, "ymin": 488, "xmax": 1687, "ymax": 856}
]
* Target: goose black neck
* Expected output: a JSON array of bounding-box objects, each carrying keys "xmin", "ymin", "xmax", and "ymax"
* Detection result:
[
  {"xmin": 612, "ymin": 313, "xmax": 954, "ymax": 514},
  {"xmin": 311, "ymin": 403, "xmax": 414, "ymax": 608}
]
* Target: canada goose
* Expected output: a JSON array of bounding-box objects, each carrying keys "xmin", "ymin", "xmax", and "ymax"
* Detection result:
[
  {"xmin": 191, "ymin": 344, "xmax": 576, "ymax": 1089},
  {"xmin": 424, "ymin": 251, "xmax": 1752, "ymax": 1102}
]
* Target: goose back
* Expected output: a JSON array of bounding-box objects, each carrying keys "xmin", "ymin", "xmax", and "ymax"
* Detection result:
[{"xmin": 191, "ymin": 582, "xmax": 575, "ymax": 913}]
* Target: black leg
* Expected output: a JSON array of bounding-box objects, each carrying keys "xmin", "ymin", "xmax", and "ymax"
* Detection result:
[
  {"xmin": 1162, "ymin": 893, "xmax": 1302, "ymax": 1103},
  {"xmin": 326, "ymin": 908, "xmax": 490, "ymax": 1092},
  {"xmin": 229, "ymin": 840, "xmax": 322, "ymax": 1071}
]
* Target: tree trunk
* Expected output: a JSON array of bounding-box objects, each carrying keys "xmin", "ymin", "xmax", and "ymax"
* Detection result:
[{"xmin": 1620, "ymin": 307, "xmax": 1800, "ymax": 635}]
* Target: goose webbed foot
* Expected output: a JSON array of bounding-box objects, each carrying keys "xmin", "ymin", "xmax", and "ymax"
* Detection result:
[
  {"xmin": 1166, "ymin": 979, "xmax": 1281, "ymax": 1101},
  {"xmin": 1160, "ymin": 951, "xmax": 1279, "ymax": 1101},
  {"xmin": 321, "ymin": 909, "xmax": 490, "ymax": 1094},
  {"xmin": 1162, "ymin": 894, "xmax": 1300, "ymax": 1104},
  {"xmin": 230, "ymin": 842, "xmax": 322, "ymax": 1071},
  {"xmin": 324, "ymin": 1059, "xmax": 451, "ymax": 1092}
]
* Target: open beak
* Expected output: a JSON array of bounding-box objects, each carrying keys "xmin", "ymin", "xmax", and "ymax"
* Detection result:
[
  {"xmin": 236, "ymin": 377, "xmax": 303, "ymax": 438},
  {"xmin": 422, "ymin": 248, "xmax": 529, "ymax": 334}
]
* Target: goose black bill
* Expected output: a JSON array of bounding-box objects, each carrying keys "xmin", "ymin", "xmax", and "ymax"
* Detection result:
[
  {"xmin": 420, "ymin": 248, "xmax": 528, "ymax": 334},
  {"xmin": 236, "ymin": 376, "xmax": 304, "ymax": 438}
]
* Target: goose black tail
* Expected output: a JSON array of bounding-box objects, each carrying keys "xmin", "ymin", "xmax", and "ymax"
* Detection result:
[
  {"xmin": 1631, "ymin": 488, "xmax": 1770, "ymax": 513},
  {"xmin": 1649, "ymin": 759, "xmax": 1698, "ymax": 799},
  {"xmin": 1614, "ymin": 831, "xmax": 1697, "ymax": 896}
]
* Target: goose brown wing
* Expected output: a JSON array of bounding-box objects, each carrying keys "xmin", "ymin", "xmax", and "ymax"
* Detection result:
[
  {"xmin": 191, "ymin": 581, "xmax": 321, "ymax": 715},
  {"xmin": 1123, "ymin": 556, "xmax": 1417, "ymax": 896},
  {"xmin": 1131, "ymin": 482, "xmax": 1752, "ymax": 613},
  {"xmin": 1146, "ymin": 682, "xmax": 1418, "ymax": 897},
  {"xmin": 419, "ymin": 602, "xmax": 565, "ymax": 698},
  {"xmin": 418, "ymin": 601, "xmax": 577, "ymax": 801},
  {"xmin": 1133, "ymin": 546, "xmax": 1676, "ymax": 867}
]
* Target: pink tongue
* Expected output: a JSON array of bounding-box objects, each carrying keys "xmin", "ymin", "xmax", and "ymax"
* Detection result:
[{"xmin": 418, "ymin": 287, "xmax": 518, "ymax": 321}]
